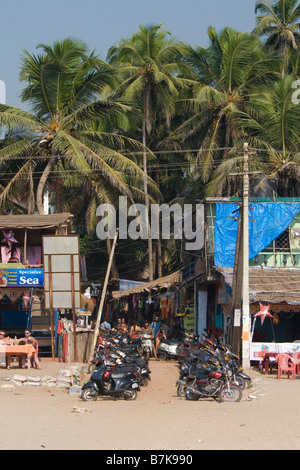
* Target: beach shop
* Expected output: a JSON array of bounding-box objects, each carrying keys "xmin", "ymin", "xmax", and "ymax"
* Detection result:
[{"xmin": 0, "ymin": 213, "xmax": 73, "ymax": 358}]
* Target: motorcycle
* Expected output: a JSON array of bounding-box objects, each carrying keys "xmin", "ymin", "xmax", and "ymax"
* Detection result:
[
  {"xmin": 110, "ymin": 348, "xmax": 151, "ymax": 386},
  {"xmin": 177, "ymin": 361, "xmax": 217, "ymax": 397},
  {"xmin": 221, "ymin": 348, "xmax": 252, "ymax": 390},
  {"xmin": 81, "ymin": 364, "xmax": 140, "ymax": 401},
  {"xmin": 157, "ymin": 338, "xmax": 180, "ymax": 360},
  {"xmin": 183, "ymin": 353, "xmax": 243, "ymax": 402}
]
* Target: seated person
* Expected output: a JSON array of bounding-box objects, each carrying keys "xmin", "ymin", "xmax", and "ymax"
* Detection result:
[
  {"xmin": 18, "ymin": 329, "xmax": 41, "ymax": 370},
  {"xmin": 0, "ymin": 330, "xmax": 12, "ymax": 346},
  {"xmin": 130, "ymin": 321, "xmax": 141, "ymax": 339},
  {"xmin": 0, "ymin": 331, "xmax": 17, "ymax": 370},
  {"xmin": 155, "ymin": 324, "xmax": 167, "ymax": 350},
  {"xmin": 100, "ymin": 320, "xmax": 111, "ymax": 331},
  {"xmin": 140, "ymin": 321, "xmax": 157, "ymax": 360},
  {"xmin": 27, "ymin": 337, "xmax": 41, "ymax": 370},
  {"xmin": 120, "ymin": 317, "xmax": 128, "ymax": 333}
]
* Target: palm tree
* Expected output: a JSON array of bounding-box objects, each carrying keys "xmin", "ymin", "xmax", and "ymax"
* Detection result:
[
  {"xmin": 254, "ymin": 0, "xmax": 300, "ymax": 74},
  {"xmin": 172, "ymin": 26, "xmax": 281, "ymax": 194},
  {"xmin": 227, "ymin": 74, "xmax": 300, "ymax": 196},
  {"xmin": 0, "ymin": 38, "xmax": 153, "ymax": 216},
  {"xmin": 107, "ymin": 24, "xmax": 191, "ymax": 280}
]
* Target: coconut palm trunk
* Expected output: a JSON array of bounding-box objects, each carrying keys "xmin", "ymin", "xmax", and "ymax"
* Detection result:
[{"xmin": 142, "ymin": 85, "xmax": 153, "ymax": 281}]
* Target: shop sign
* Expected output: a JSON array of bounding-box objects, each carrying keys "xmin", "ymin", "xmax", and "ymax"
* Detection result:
[{"xmin": 0, "ymin": 268, "xmax": 44, "ymax": 287}]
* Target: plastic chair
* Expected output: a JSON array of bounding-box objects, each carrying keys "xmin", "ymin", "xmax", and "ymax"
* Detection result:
[
  {"xmin": 292, "ymin": 352, "xmax": 300, "ymax": 375},
  {"xmin": 30, "ymin": 340, "xmax": 39, "ymax": 368},
  {"xmin": 277, "ymin": 353, "xmax": 296, "ymax": 380}
]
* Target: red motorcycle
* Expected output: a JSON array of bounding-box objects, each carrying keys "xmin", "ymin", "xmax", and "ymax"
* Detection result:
[{"xmin": 182, "ymin": 356, "xmax": 242, "ymax": 403}]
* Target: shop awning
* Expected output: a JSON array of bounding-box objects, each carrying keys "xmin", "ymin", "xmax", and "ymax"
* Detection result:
[
  {"xmin": 216, "ymin": 266, "xmax": 300, "ymax": 305},
  {"xmin": 111, "ymin": 271, "xmax": 181, "ymax": 300},
  {"xmin": 0, "ymin": 213, "xmax": 73, "ymax": 230}
]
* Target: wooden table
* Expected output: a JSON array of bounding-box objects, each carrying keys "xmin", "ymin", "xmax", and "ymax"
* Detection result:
[{"xmin": 0, "ymin": 345, "xmax": 36, "ymax": 369}]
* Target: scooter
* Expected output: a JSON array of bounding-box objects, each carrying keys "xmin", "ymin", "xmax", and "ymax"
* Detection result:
[
  {"xmin": 140, "ymin": 334, "xmax": 154, "ymax": 360},
  {"xmin": 81, "ymin": 364, "xmax": 140, "ymax": 401},
  {"xmin": 157, "ymin": 339, "xmax": 180, "ymax": 360}
]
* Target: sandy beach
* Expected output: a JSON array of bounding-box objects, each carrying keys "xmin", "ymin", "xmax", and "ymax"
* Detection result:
[{"xmin": 0, "ymin": 358, "xmax": 299, "ymax": 451}]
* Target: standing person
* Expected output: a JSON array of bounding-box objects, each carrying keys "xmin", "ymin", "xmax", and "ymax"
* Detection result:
[
  {"xmin": 161, "ymin": 320, "xmax": 170, "ymax": 338},
  {"xmin": 151, "ymin": 315, "xmax": 161, "ymax": 338}
]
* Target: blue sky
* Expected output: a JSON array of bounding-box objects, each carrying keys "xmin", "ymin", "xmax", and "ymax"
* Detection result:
[{"xmin": 1, "ymin": 0, "xmax": 257, "ymax": 108}]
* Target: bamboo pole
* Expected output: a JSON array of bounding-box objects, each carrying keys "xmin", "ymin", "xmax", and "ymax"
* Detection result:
[{"xmin": 89, "ymin": 229, "xmax": 119, "ymax": 361}]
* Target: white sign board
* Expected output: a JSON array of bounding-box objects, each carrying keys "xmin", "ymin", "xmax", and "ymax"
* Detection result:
[
  {"xmin": 43, "ymin": 236, "xmax": 81, "ymax": 309},
  {"xmin": 0, "ymin": 81, "xmax": 5, "ymax": 104}
]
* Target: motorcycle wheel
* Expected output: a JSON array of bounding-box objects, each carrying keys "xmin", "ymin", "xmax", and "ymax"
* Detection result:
[
  {"xmin": 245, "ymin": 378, "xmax": 252, "ymax": 389},
  {"xmin": 88, "ymin": 363, "xmax": 96, "ymax": 374},
  {"xmin": 140, "ymin": 377, "xmax": 149, "ymax": 387},
  {"xmin": 185, "ymin": 388, "xmax": 200, "ymax": 401},
  {"xmin": 234, "ymin": 375, "xmax": 246, "ymax": 390},
  {"xmin": 81, "ymin": 387, "xmax": 98, "ymax": 402},
  {"xmin": 218, "ymin": 385, "xmax": 242, "ymax": 403},
  {"xmin": 144, "ymin": 350, "xmax": 150, "ymax": 361},
  {"xmin": 177, "ymin": 378, "xmax": 196, "ymax": 398},
  {"xmin": 123, "ymin": 389, "xmax": 138, "ymax": 400}
]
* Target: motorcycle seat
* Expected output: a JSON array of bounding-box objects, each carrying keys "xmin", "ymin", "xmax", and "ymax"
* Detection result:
[
  {"xmin": 160, "ymin": 339, "xmax": 176, "ymax": 345},
  {"xmin": 110, "ymin": 369, "xmax": 135, "ymax": 379},
  {"xmin": 111, "ymin": 365, "xmax": 137, "ymax": 373}
]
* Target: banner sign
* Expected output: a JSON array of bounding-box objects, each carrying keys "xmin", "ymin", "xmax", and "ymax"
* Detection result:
[
  {"xmin": 0, "ymin": 268, "xmax": 44, "ymax": 287},
  {"xmin": 119, "ymin": 279, "xmax": 145, "ymax": 291},
  {"xmin": 250, "ymin": 342, "xmax": 300, "ymax": 361}
]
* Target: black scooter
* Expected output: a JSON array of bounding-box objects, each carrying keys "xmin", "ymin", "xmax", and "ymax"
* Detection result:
[{"xmin": 81, "ymin": 364, "xmax": 140, "ymax": 401}]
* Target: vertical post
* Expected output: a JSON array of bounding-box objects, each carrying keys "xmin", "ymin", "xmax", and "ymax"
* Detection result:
[
  {"xmin": 24, "ymin": 229, "xmax": 27, "ymax": 264},
  {"xmin": 231, "ymin": 208, "xmax": 243, "ymax": 356},
  {"xmin": 89, "ymin": 229, "xmax": 119, "ymax": 361},
  {"xmin": 71, "ymin": 254, "xmax": 77, "ymax": 362},
  {"xmin": 49, "ymin": 255, "xmax": 55, "ymax": 362},
  {"xmin": 142, "ymin": 101, "xmax": 153, "ymax": 281},
  {"xmin": 242, "ymin": 143, "xmax": 251, "ymax": 369}
]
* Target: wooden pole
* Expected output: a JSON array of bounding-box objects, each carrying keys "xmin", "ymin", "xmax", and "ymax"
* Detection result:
[
  {"xmin": 89, "ymin": 229, "xmax": 119, "ymax": 361},
  {"xmin": 24, "ymin": 229, "xmax": 27, "ymax": 265},
  {"xmin": 231, "ymin": 207, "xmax": 243, "ymax": 356}
]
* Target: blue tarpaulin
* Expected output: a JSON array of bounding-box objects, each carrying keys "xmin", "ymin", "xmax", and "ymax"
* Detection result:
[{"xmin": 214, "ymin": 202, "xmax": 300, "ymax": 267}]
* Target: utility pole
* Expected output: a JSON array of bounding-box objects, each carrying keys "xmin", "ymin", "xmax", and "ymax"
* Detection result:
[
  {"xmin": 89, "ymin": 229, "xmax": 119, "ymax": 361},
  {"xmin": 241, "ymin": 143, "xmax": 251, "ymax": 369},
  {"xmin": 231, "ymin": 206, "xmax": 243, "ymax": 356}
]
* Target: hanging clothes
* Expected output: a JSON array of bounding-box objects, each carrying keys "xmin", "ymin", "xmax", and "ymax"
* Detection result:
[
  {"xmin": 161, "ymin": 294, "xmax": 169, "ymax": 319},
  {"xmin": 145, "ymin": 296, "xmax": 155, "ymax": 322}
]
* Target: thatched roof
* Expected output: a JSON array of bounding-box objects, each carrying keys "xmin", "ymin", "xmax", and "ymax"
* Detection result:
[
  {"xmin": 111, "ymin": 270, "xmax": 181, "ymax": 300},
  {"xmin": 216, "ymin": 266, "xmax": 300, "ymax": 305},
  {"xmin": 0, "ymin": 213, "xmax": 73, "ymax": 230}
]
